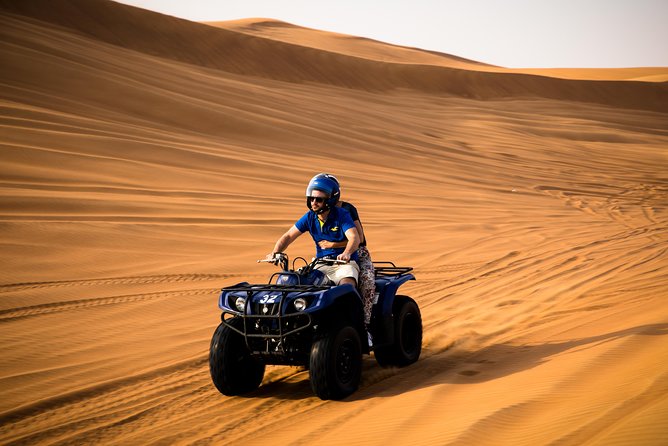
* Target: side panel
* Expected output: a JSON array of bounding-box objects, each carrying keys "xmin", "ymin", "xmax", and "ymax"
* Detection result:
[{"xmin": 310, "ymin": 283, "xmax": 357, "ymax": 309}]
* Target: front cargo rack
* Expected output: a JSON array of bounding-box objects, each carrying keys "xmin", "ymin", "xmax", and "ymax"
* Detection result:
[{"xmin": 222, "ymin": 283, "xmax": 329, "ymax": 293}]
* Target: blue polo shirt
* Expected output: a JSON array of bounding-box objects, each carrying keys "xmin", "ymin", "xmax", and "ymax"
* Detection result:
[{"xmin": 295, "ymin": 206, "xmax": 358, "ymax": 261}]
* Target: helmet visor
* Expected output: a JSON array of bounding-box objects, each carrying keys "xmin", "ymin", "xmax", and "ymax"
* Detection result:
[{"xmin": 306, "ymin": 186, "xmax": 332, "ymax": 198}]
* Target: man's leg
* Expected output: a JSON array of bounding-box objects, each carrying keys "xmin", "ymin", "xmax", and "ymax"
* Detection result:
[{"xmin": 333, "ymin": 262, "xmax": 360, "ymax": 287}]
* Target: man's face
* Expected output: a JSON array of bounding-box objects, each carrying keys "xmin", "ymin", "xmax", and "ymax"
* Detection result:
[{"xmin": 309, "ymin": 190, "xmax": 329, "ymax": 212}]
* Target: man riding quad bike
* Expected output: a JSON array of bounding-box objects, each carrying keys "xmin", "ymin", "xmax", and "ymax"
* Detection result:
[{"xmin": 209, "ymin": 253, "xmax": 422, "ymax": 400}]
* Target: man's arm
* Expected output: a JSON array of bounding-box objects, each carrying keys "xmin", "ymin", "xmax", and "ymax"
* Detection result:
[
  {"xmin": 318, "ymin": 219, "xmax": 364, "ymax": 250},
  {"xmin": 266, "ymin": 225, "xmax": 302, "ymax": 260},
  {"xmin": 337, "ymin": 227, "xmax": 360, "ymax": 262},
  {"xmin": 318, "ymin": 240, "xmax": 345, "ymax": 249}
]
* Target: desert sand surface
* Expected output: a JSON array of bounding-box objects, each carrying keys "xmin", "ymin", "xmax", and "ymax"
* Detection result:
[{"xmin": 1, "ymin": 0, "xmax": 668, "ymax": 445}]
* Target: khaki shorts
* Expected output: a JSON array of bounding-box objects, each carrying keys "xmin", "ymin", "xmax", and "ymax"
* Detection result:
[{"xmin": 316, "ymin": 261, "xmax": 360, "ymax": 285}]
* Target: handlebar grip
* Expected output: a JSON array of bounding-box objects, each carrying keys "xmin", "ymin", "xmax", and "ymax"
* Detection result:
[{"xmin": 321, "ymin": 258, "xmax": 348, "ymax": 265}]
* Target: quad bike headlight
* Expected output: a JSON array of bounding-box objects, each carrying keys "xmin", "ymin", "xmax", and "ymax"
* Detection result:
[
  {"xmin": 293, "ymin": 297, "xmax": 307, "ymax": 311},
  {"xmin": 234, "ymin": 296, "xmax": 246, "ymax": 312}
]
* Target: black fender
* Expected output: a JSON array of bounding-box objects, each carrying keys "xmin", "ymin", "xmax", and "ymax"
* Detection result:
[
  {"xmin": 312, "ymin": 284, "xmax": 367, "ymax": 350},
  {"xmin": 373, "ymin": 274, "xmax": 415, "ymax": 346}
]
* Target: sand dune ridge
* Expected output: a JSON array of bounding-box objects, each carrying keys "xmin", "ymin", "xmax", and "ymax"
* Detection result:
[{"xmin": 2, "ymin": 0, "xmax": 668, "ymax": 112}]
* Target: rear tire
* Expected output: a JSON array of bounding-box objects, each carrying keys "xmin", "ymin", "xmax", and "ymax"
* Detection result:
[
  {"xmin": 374, "ymin": 295, "xmax": 422, "ymax": 367},
  {"xmin": 209, "ymin": 318, "xmax": 265, "ymax": 395},
  {"xmin": 309, "ymin": 325, "xmax": 362, "ymax": 400}
]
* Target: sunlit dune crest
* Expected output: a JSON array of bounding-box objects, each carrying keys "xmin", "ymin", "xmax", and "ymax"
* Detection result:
[
  {"xmin": 210, "ymin": 17, "xmax": 496, "ymax": 70},
  {"xmin": 214, "ymin": 17, "xmax": 668, "ymax": 82},
  {"xmin": 1, "ymin": 0, "xmax": 667, "ymax": 444}
]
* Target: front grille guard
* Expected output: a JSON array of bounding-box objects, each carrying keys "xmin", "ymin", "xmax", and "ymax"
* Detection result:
[
  {"xmin": 221, "ymin": 309, "xmax": 312, "ymax": 339},
  {"xmin": 221, "ymin": 283, "xmax": 328, "ymax": 353}
]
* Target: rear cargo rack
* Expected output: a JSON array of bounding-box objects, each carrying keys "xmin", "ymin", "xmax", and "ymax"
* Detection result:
[{"xmin": 373, "ymin": 261, "xmax": 413, "ymax": 277}]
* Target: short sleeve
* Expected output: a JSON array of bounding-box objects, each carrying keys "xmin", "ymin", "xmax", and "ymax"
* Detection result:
[
  {"xmin": 294, "ymin": 212, "xmax": 310, "ymax": 233},
  {"xmin": 338, "ymin": 208, "xmax": 356, "ymax": 233}
]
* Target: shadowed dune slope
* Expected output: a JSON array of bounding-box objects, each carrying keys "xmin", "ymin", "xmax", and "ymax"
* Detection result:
[
  {"xmin": 1, "ymin": 1, "xmax": 668, "ymax": 445},
  {"xmin": 2, "ymin": 0, "xmax": 668, "ymax": 112}
]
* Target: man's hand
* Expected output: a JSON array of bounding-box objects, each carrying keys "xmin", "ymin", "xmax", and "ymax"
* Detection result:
[
  {"xmin": 265, "ymin": 252, "xmax": 278, "ymax": 262},
  {"xmin": 318, "ymin": 240, "xmax": 335, "ymax": 249},
  {"xmin": 337, "ymin": 252, "xmax": 351, "ymax": 263}
]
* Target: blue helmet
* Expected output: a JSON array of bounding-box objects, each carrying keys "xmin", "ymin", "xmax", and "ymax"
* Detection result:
[
  {"xmin": 306, "ymin": 174, "xmax": 340, "ymax": 212},
  {"xmin": 312, "ymin": 173, "xmax": 340, "ymax": 187}
]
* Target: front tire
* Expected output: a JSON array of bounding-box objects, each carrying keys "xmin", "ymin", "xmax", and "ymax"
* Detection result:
[
  {"xmin": 309, "ymin": 325, "xmax": 362, "ymax": 400},
  {"xmin": 374, "ymin": 295, "xmax": 422, "ymax": 367},
  {"xmin": 209, "ymin": 319, "xmax": 265, "ymax": 396}
]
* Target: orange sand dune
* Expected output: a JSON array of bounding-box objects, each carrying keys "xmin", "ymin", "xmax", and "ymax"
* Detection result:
[
  {"xmin": 215, "ymin": 18, "xmax": 668, "ymax": 82},
  {"xmin": 1, "ymin": 0, "xmax": 668, "ymax": 445},
  {"xmin": 2, "ymin": 0, "xmax": 668, "ymax": 112}
]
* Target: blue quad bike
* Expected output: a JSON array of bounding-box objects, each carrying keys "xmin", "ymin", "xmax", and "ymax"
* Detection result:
[{"xmin": 209, "ymin": 253, "xmax": 422, "ymax": 400}]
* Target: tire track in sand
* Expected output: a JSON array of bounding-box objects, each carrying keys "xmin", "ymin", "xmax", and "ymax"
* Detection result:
[
  {"xmin": 0, "ymin": 273, "xmax": 235, "ymax": 294},
  {"xmin": 0, "ymin": 287, "xmax": 219, "ymax": 322}
]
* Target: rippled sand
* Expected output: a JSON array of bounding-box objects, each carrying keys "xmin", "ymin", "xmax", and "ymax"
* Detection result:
[{"xmin": 1, "ymin": 1, "xmax": 667, "ymax": 445}]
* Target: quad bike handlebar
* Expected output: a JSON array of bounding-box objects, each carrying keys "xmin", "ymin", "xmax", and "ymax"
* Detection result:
[
  {"xmin": 257, "ymin": 252, "xmax": 290, "ymax": 271},
  {"xmin": 258, "ymin": 253, "xmax": 348, "ymax": 270}
]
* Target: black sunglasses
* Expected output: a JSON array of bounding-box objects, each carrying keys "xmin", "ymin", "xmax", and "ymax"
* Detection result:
[{"xmin": 308, "ymin": 196, "xmax": 326, "ymax": 203}]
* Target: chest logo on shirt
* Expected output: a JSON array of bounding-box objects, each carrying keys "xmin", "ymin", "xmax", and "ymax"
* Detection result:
[{"xmin": 331, "ymin": 226, "xmax": 339, "ymax": 232}]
